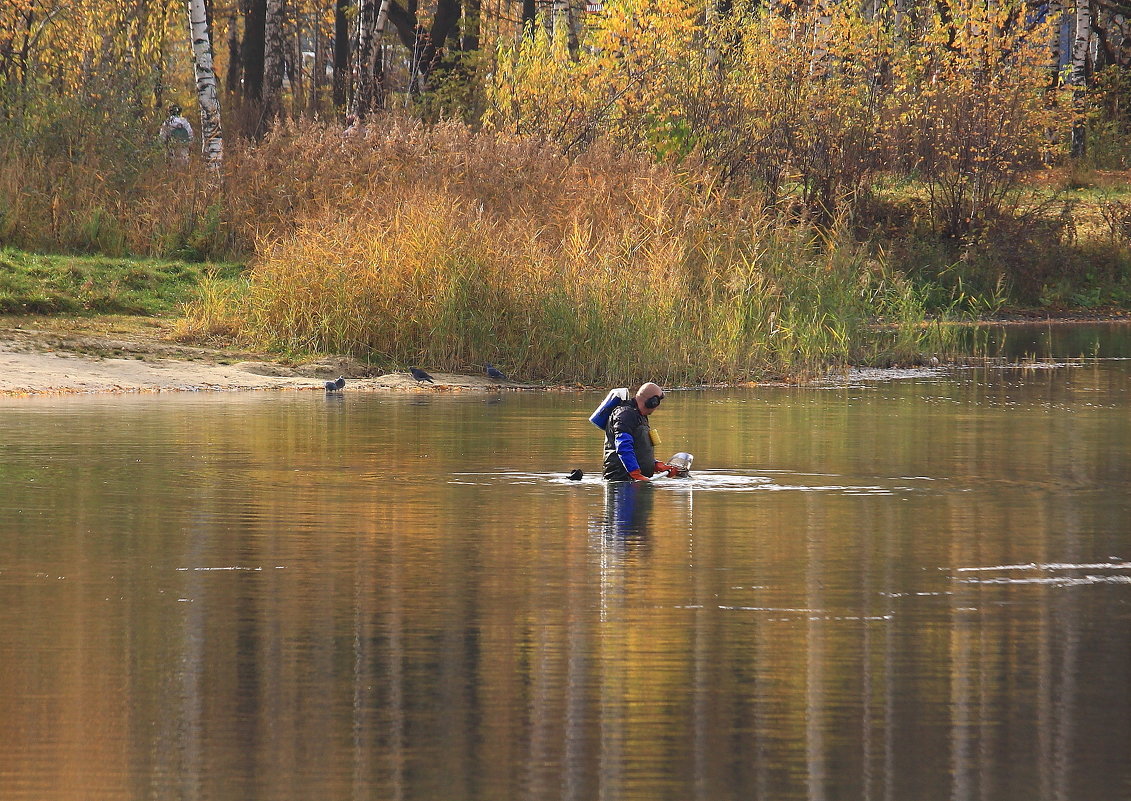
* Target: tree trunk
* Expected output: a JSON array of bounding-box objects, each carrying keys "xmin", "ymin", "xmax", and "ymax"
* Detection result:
[
  {"xmin": 242, "ymin": 0, "xmax": 266, "ymax": 102},
  {"xmin": 522, "ymin": 0, "xmax": 537, "ymax": 36},
  {"xmin": 333, "ymin": 0, "xmax": 351, "ymax": 108},
  {"xmin": 311, "ymin": 11, "xmax": 324, "ymax": 113},
  {"xmin": 352, "ymin": 0, "xmax": 378, "ymax": 116},
  {"xmin": 16, "ymin": 5, "xmax": 36, "ymax": 88},
  {"xmin": 385, "ymin": 0, "xmax": 463, "ymax": 90},
  {"xmin": 810, "ymin": 0, "xmax": 832, "ymax": 76},
  {"xmin": 374, "ymin": 0, "xmax": 390, "ymax": 106},
  {"xmin": 289, "ymin": 13, "xmax": 304, "ymax": 115},
  {"xmin": 187, "ymin": 0, "xmax": 224, "ymax": 163},
  {"xmin": 1070, "ymin": 0, "xmax": 1092, "ymax": 156},
  {"xmin": 462, "ymin": 0, "xmax": 481, "ymax": 52},
  {"xmin": 261, "ymin": 0, "xmax": 285, "ymax": 130},
  {"xmin": 376, "ymin": 0, "xmax": 391, "ymax": 35},
  {"xmin": 566, "ymin": 0, "xmax": 581, "ymax": 59},
  {"xmin": 226, "ymin": 10, "xmax": 242, "ymax": 99},
  {"xmin": 1047, "ymin": 0, "xmax": 1065, "ymax": 87}
]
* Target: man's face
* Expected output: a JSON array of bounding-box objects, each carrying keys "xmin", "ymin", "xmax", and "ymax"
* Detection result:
[
  {"xmin": 640, "ymin": 391, "xmax": 664, "ymax": 416},
  {"xmin": 636, "ymin": 382, "xmax": 664, "ymax": 416}
]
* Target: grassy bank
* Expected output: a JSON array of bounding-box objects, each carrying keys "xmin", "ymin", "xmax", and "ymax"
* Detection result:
[
  {"xmin": 3, "ymin": 121, "xmax": 1130, "ymax": 383},
  {"xmin": 0, "ymin": 249, "xmax": 239, "ymax": 317},
  {"xmin": 160, "ymin": 125, "xmax": 954, "ymax": 383}
]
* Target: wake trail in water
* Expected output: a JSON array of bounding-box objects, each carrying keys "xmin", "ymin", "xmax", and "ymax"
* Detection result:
[{"xmin": 450, "ymin": 469, "xmax": 927, "ymax": 496}]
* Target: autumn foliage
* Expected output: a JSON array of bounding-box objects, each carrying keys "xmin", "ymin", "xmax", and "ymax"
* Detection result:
[
  {"xmin": 177, "ymin": 121, "xmax": 943, "ymax": 382},
  {"xmin": 0, "ymin": 0, "xmax": 1127, "ymax": 380},
  {"xmin": 488, "ymin": 0, "xmax": 1064, "ymax": 225}
]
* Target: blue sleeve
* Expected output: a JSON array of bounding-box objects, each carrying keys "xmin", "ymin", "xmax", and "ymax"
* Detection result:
[{"xmin": 614, "ymin": 432, "xmax": 640, "ymax": 474}]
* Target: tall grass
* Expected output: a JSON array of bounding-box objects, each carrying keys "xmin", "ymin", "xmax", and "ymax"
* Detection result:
[
  {"xmin": 2, "ymin": 115, "xmax": 952, "ymax": 381},
  {"xmin": 174, "ymin": 122, "xmax": 948, "ymax": 383}
]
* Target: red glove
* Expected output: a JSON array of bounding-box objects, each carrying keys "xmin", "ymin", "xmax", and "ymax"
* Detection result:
[
  {"xmin": 655, "ymin": 461, "xmax": 679, "ymax": 478},
  {"xmin": 629, "ymin": 469, "xmax": 650, "ymax": 481}
]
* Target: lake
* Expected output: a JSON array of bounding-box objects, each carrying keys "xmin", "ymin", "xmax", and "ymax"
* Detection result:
[{"xmin": 1, "ymin": 323, "xmax": 1129, "ymax": 801}]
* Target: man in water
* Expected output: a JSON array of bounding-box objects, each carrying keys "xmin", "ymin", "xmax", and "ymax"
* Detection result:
[{"xmin": 602, "ymin": 382, "xmax": 680, "ymax": 481}]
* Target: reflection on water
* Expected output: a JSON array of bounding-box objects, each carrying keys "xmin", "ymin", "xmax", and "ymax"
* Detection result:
[
  {"xmin": 598, "ymin": 481, "xmax": 656, "ymax": 542},
  {"xmin": 965, "ymin": 320, "xmax": 1131, "ymax": 359},
  {"xmin": 1, "ymin": 330, "xmax": 1130, "ymax": 801}
]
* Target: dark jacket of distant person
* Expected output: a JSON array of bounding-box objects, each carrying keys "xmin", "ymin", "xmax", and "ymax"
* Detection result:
[{"xmin": 602, "ymin": 402, "xmax": 655, "ymax": 481}]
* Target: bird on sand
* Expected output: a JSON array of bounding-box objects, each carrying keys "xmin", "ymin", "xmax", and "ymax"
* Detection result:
[
  {"xmin": 324, "ymin": 376, "xmax": 345, "ymax": 392},
  {"xmin": 485, "ymin": 363, "xmax": 507, "ymax": 381},
  {"xmin": 567, "ymin": 469, "xmax": 583, "ymax": 481},
  {"xmin": 409, "ymin": 367, "xmax": 434, "ymax": 383}
]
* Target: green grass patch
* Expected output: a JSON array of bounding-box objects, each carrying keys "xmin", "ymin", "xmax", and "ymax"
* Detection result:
[{"xmin": 0, "ymin": 248, "xmax": 243, "ymax": 316}]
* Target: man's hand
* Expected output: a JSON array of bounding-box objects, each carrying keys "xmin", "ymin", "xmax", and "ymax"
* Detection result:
[
  {"xmin": 629, "ymin": 470, "xmax": 650, "ymax": 481},
  {"xmin": 655, "ymin": 461, "xmax": 679, "ymax": 478}
]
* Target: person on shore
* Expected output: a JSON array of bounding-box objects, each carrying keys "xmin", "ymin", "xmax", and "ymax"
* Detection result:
[
  {"xmin": 341, "ymin": 114, "xmax": 362, "ymax": 139},
  {"xmin": 159, "ymin": 104, "xmax": 194, "ymax": 162},
  {"xmin": 602, "ymin": 382, "xmax": 680, "ymax": 482}
]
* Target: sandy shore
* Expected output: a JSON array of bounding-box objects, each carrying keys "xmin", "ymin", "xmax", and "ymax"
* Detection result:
[
  {"xmin": 0, "ymin": 317, "xmax": 533, "ymax": 396},
  {"xmin": 4, "ymin": 313, "xmax": 1121, "ymax": 397}
]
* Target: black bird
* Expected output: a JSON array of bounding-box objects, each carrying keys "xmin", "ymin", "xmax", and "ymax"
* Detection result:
[
  {"xmin": 324, "ymin": 376, "xmax": 345, "ymax": 392},
  {"xmin": 567, "ymin": 469, "xmax": 583, "ymax": 481},
  {"xmin": 485, "ymin": 363, "xmax": 507, "ymax": 381},
  {"xmin": 409, "ymin": 367, "xmax": 434, "ymax": 383}
]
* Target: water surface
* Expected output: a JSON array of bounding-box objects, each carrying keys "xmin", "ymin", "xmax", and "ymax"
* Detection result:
[{"xmin": 1, "ymin": 325, "xmax": 1129, "ymax": 801}]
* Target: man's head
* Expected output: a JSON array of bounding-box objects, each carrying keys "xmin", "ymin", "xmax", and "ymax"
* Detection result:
[
  {"xmin": 635, "ymin": 382, "xmax": 664, "ymax": 416},
  {"xmin": 167, "ymin": 104, "xmax": 182, "ymax": 117}
]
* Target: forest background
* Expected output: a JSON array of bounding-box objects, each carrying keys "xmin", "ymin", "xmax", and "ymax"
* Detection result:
[{"xmin": 1, "ymin": 0, "xmax": 1130, "ymax": 384}]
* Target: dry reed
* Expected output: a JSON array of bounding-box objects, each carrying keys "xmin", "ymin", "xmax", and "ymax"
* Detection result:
[{"xmin": 2, "ymin": 115, "xmax": 944, "ymax": 381}]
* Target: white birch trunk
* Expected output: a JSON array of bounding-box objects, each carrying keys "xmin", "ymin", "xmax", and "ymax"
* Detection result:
[
  {"xmin": 810, "ymin": 0, "xmax": 833, "ymax": 76},
  {"xmin": 186, "ymin": 0, "xmax": 223, "ymax": 163},
  {"xmin": 1048, "ymin": 0, "xmax": 1065, "ymax": 85},
  {"xmin": 1070, "ymin": 0, "xmax": 1092, "ymax": 155},
  {"xmin": 352, "ymin": 0, "xmax": 379, "ymax": 117},
  {"xmin": 262, "ymin": 0, "xmax": 286, "ymax": 124},
  {"xmin": 1071, "ymin": 0, "xmax": 1091, "ymax": 88}
]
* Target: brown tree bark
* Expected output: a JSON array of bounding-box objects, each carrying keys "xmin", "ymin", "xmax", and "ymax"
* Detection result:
[
  {"xmin": 226, "ymin": 10, "xmax": 242, "ymax": 99},
  {"xmin": 385, "ymin": 0, "xmax": 463, "ymax": 90},
  {"xmin": 241, "ymin": 0, "xmax": 266, "ymax": 103},
  {"xmin": 352, "ymin": 0, "xmax": 379, "ymax": 115},
  {"xmin": 332, "ymin": 0, "xmax": 351, "ymax": 108},
  {"xmin": 461, "ymin": 0, "xmax": 480, "ymax": 52},
  {"xmin": 260, "ymin": 0, "xmax": 285, "ymax": 131}
]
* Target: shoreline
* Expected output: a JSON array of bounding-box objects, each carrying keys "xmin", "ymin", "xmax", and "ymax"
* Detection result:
[
  {"xmin": 2, "ymin": 313, "xmax": 1127, "ymax": 397},
  {"xmin": 0, "ymin": 316, "xmax": 543, "ymax": 397}
]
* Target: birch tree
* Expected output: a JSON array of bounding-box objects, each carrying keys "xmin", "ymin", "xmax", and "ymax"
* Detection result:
[
  {"xmin": 1048, "ymin": 0, "xmax": 1066, "ymax": 86},
  {"xmin": 187, "ymin": 0, "xmax": 224, "ymax": 163},
  {"xmin": 1070, "ymin": 0, "xmax": 1093, "ymax": 155},
  {"xmin": 352, "ymin": 0, "xmax": 379, "ymax": 116},
  {"xmin": 261, "ymin": 0, "xmax": 285, "ymax": 125}
]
